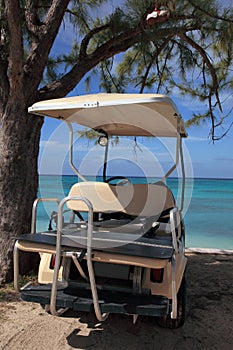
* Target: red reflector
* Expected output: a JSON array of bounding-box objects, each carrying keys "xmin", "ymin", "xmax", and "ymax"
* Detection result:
[
  {"xmin": 50, "ymin": 255, "xmax": 62, "ymax": 270},
  {"xmin": 50, "ymin": 254, "xmax": 56, "ymax": 269},
  {"xmin": 150, "ymin": 268, "xmax": 164, "ymax": 283}
]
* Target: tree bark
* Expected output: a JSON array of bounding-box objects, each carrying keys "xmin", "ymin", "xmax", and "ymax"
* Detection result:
[
  {"xmin": 0, "ymin": 101, "xmax": 43, "ymax": 281},
  {"xmin": 0, "ymin": 0, "xmax": 68, "ymax": 283}
]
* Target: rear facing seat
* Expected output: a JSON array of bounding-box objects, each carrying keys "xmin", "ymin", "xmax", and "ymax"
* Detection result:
[{"xmin": 67, "ymin": 181, "xmax": 175, "ymax": 221}]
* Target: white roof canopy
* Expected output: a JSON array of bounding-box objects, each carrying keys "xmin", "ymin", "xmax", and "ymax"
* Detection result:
[{"xmin": 28, "ymin": 93, "xmax": 187, "ymax": 137}]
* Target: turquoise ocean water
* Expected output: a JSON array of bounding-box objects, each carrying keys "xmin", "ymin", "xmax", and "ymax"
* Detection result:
[{"xmin": 37, "ymin": 175, "xmax": 233, "ymax": 250}]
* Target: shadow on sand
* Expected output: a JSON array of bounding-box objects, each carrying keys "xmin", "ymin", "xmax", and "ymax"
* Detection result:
[{"xmin": 63, "ymin": 253, "xmax": 233, "ymax": 350}]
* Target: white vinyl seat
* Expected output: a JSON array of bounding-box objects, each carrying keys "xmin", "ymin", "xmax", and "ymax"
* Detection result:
[{"xmin": 67, "ymin": 181, "xmax": 175, "ymax": 218}]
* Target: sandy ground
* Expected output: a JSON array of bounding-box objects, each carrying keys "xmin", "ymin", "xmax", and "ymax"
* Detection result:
[{"xmin": 0, "ymin": 252, "xmax": 233, "ymax": 350}]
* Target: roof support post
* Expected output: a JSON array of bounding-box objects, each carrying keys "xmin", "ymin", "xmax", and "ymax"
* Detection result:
[
  {"xmin": 162, "ymin": 116, "xmax": 181, "ymax": 181},
  {"xmin": 66, "ymin": 121, "xmax": 87, "ymax": 182}
]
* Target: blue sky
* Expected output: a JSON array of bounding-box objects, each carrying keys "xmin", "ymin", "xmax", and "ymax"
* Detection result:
[
  {"xmin": 38, "ymin": 2, "xmax": 233, "ymax": 179},
  {"xmin": 39, "ymin": 88, "xmax": 233, "ymax": 179},
  {"xmin": 172, "ymin": 91, "xmax": 233, "ymax": 179}
]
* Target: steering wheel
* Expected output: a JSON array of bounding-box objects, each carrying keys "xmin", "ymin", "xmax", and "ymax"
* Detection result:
[{"xmin": 105, "ymin": 176, "xmax": 132, "ymax": 186}]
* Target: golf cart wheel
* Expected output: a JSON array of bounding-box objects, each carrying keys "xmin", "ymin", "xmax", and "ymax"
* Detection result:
[{"xmin": 157, "ymin": 275, "xmax": 186, "ymax": 329}]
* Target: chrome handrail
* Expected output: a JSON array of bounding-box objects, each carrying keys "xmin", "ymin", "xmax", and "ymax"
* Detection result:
[
  {"xmin": 31, "ymin": 198, "xmax": 60, "ymax": 233},
  {"xmin": 49, "ymin": 195, "xmax": 108, "ymax": 321}
]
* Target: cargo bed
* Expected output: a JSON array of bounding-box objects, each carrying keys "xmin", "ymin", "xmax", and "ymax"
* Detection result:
[{"xmin": 15, "ymin": 224, "xmax": 174, "ymax": 260}]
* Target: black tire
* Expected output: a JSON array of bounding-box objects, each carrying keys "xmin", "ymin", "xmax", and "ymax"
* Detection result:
[{"xmin": 157, "ymin": 275, "xmax": 186, "ymax": 329}]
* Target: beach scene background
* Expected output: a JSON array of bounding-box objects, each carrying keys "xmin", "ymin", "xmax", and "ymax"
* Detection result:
[
  {"xmin": 36, "ymin": 99, "xmax": 233, "ymax": 254},
  {"xmin": 37, "ymin": 175, "xmax": 233, "ymax": 250}
]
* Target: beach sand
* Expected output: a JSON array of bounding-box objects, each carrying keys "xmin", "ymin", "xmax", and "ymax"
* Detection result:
[{"xmin": 0, "ymin": 252, "xmax": 232, "ymax": 350}]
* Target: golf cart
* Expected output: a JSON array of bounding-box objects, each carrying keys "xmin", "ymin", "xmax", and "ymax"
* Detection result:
[{"xmin": 14, "ymin": 93, "xmax": 187, "ymax": 328}]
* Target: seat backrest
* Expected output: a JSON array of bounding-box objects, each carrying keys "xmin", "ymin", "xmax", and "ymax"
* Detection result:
[
  {"xmin": 67, "ymin": 182, "xmax": 126, "ymax": 213},
  {"xmin": 67, "ymin": 181, "xmax": 175, "ymax": 217}
]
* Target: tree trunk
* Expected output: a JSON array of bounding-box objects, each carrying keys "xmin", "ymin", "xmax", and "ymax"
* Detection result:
[{"xmin": 0, "ymin": 101, "xmax": 43, "ymax": 282}]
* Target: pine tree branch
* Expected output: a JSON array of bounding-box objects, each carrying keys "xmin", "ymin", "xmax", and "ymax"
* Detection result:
[
  {"xmin": 213, "ymin": 122, "xmax": 233, "ymax": 141},
  {"xmin": 65, "ymin": 8, "xmax": 91, "ymax": 32},
  {"xmin": 39, "ymin": 23, "xmax": 144, "ymax": 98},
  {"xmin": 178, "ymin": 33, "xmax": 222, "ymax": 112},
  {"xmin": 102, "ymin": 60, "xmax": 121, "ymax": 93},
  {"xmin": 188, "ymin": 0, "xmax": 233, "ymax": 23},
  {"xmin": 139, "ymin": 38, "xmax": 171, "ymax": 93},
  {"xmin": 79, "ymin": 24, "xmax": 110, "ymax": 58},
  {"xmin": 39, "ymin": 22, "xmax": 199, "ymax": 99},
  {"xmin": 23, "ymin": 0, "xmax": 70, "ymax": 101},
  {"xmin": 42, "ymin": 0, "xmax": 69, "ymax": 36},
  {"xmin": 208, "ymin": 95, "xmax": 216, "ymax": 141},
  {"xmin": 157, "ymin": 41, "xmax": 175, "ymax": 93},
  {"xmin": 25, "ymin": 0, "xmax": 42, "ymax": 37}
]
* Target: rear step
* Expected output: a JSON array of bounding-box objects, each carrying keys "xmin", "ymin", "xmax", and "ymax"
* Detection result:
[{"xmin": 20, "ymin": 283, "xmax": 169, "ymax": 317}]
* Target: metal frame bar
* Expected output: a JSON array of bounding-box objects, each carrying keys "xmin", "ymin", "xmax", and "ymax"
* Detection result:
[
  {"xmin": 66, "ymin": 121, "xmax": 87, "ymax": 182},
  {"xmin": 31, "ymin": 198, "xmax": 60, "ymax": 233},
  {"xmin": 179, "ymin": 137, "xmax": 185, "ymax": 212},
  {"xmin": 170, "ymin": 208, "xmax": 179, "ymax": 255},
  {"xmin": 133, "ymin": 266, "xmax": 142, "ymax": 294},
  {"xmin": 171, "ymin": 255, "xmax": 177, "ymax": 319},
  {"xmin": 13, "ymin": 242, "xmax": 20, "ymax": 292},
  {"xmin": 49, "ymin": 195, "xmax": 108, "ymax": 321},
  {"xmin": 169, "ymin": 207, "xmax": 182, "ymax": 319},
  {"xmin": 162, "ymin": 117, "xmax": 181, "ymax": 182},
  {"xmin": 71, "ymin": 253, "xmax": 88, "ymax": 281},
  {"xmin": 103, "ymin": 140, "xmax": 109, "ymax": 182},
  {"xmin": 162, "ymin": 118, "xmax": 185, "ymax": 213},
  {"xmin": 14, "ymin": 197, "xmax": 60, "ymax": 292},
  {"xmin": 162, "ymin": 132, "xmax": 180, "ymax": 182}
]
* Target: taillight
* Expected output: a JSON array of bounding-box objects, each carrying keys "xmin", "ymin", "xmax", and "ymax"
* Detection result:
[
  {"xmin": 150, "ymin": 268, "xmax": 164, "ymax": 283},
  {"xmin": 50, "ymin": 254, "xmax": 57, "ymax": 269},
  {"xmin": 50, "ymin": 254, "xmax": 62, "ymax": 270}
]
